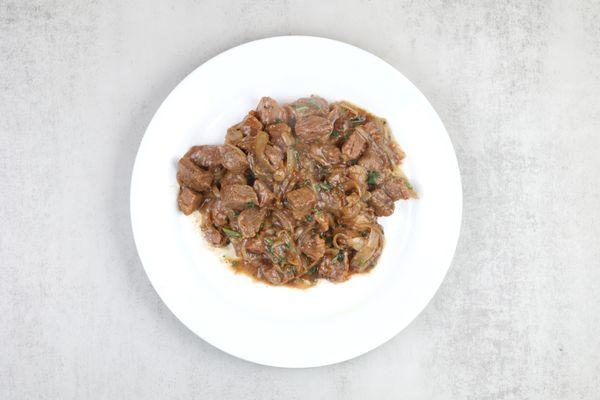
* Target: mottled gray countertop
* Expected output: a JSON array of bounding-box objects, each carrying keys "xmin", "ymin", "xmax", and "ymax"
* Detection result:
[{"xmin": 2, "ymin": 1, "xmax": 600, "ymax": 399}]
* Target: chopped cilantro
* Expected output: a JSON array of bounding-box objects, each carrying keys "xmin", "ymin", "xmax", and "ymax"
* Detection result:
[
  {"xmin": 367, "ymin": 170, "xmax": 380, "ymax": 185},
  {"xmin": 335, "ymin": 252, "xmax": 345, "ymax": 262},
  {"xmin": 274, "ymin": 118, "xmax": 283, "ymax": 123},
  {"xmin": 331, "ymin": 130, "xmax": 340, "ymax": 138},
  {"xmin": 319, "ymin": 182, "xmax": 333, "ymax": 191},
  {"xmin": 222, "ymin": 228, "xmax": 241, "ymax": 238},
  {"xmin": 306, "ymin": 214, "xmax": 314, "ymax": 222},
  {"xmin": 308, "ymin": 266, "xmax": 318, "ymax": 275},
  {"xmin": 245, "ymin": 201, "xmax": 255, "ymax": 209}
]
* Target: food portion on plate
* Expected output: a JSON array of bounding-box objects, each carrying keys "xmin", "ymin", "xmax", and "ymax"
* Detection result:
[{"xmin": 176, "ymin": 96, "xmax": 416, "ymax": 287}]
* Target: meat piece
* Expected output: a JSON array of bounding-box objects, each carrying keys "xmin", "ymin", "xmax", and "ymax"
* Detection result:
[
  {"xmin": 202, "ymin": 223, "xmax": 228, "ymax": 247},
  {"xmin": 239, "ymin": 113, "xmax": 263, "ymax": 135},
  {"xmin": 285, "ymin": 187, "xmax": 317, "ymax": 215},
  {"xmin": 237, "ymin": 208, "xmax": 266, "ymax": 238},
  {"xmin": 220, "ymin": 170, "xmax": 247, "ymax": 187},
  {"xmin": 347, "ymin": 165, "xmax": 368, "ymax": 185},
  {"xmin": 266, "ymin": 122, "xmax": 292, "ymax": 150},
  {"xmin": 236, "ymin": 134, "xmax": 256, "ymax": 153},
  {"xmin": 256, "ymin": 97, "xmax": 287, "ymax": 125},
  {"xmin": 177, "ymin": 187, "xmax": 203, "ymax": 215},
  {"xmin": 219, "ymin": 144, "xmax": 248, "ymax": 172},
  {"xmin": 309, "ymin": 143, "xmax": 341, "ymax": 166},
  {"xmin": 210, "ymin": 200, "xmax": 230, "ymax": 226},
  {"xmin": 220, "ymin": 184, "xmax": 258, "ymax": 210},
  {"xmin": 261, "ymin": 266, "xmax": 283, "ymax": 285},
  {"xmin": 341, "ymin": 131, "xmax": 368, "ymax": 160},
  {"xmin": 300, "ymin": 234, "xmax": 326, "ymax": 261},
  {"xmin": 253, "ymin": 180, "xmax": 274, "ymax": 206},
  {"xmin": 289, "ymin": 96, "xmax": 329, "ymax": 118},
  {"xmin": 272, "ymin": 209, "xmax": 294, "ymax": 231},
  {"xmin": 318, "ymin": 254, "xmax": 348, "ymax": 282},
  {"xmin": 369, "ymin": 188, "xmax": 395, "ymax": 216},
  {"xmin": 295, "ymin": 115, "xmax": 333, "ymax": 142},
  {"xmin": 383, "ymin": 175, "xmax": 412, "ymax": 200},
  {"xmin": 177, "ymin": 157, "xmax": 213, "ymax": 192},
  {"xmin": 265, "ymin": 145, "xmax": 284, "ymax": 168},
  {"xmin": 358, "ymin": 148, "xmax": 386, "ymax": 171},
  {"xmin": 187, "ymin": 145, "xmax": 222, "ymax": 168},
  {"xmin": 225, "ymin": 127, "xmax": 244, "ymax": 146},
  {"xmin": 317, "ymin": 187, "xmax": 344, "ymax": 214},
  {"xmin": 245, "ymin": 237, "xmax": 265, "ymax": 254}
]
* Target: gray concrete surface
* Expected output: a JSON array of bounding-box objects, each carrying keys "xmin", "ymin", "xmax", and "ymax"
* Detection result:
[{"xmin": 2, "ymin": 1, "xmax": 600, "ymax": 399}]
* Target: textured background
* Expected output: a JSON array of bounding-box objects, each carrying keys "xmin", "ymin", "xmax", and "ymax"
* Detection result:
[{"xmin": 2, "ymin": 1, "xmax": 600, "ymax": 399}]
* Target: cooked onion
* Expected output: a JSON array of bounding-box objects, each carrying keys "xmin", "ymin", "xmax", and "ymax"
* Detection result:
[{"xmin": 351, "ymin": 226, "xmax": 382, "ymax": 271}]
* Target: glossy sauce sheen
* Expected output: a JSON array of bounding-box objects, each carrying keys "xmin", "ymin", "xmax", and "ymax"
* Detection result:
[{"xmin": 176, "ymin": 96, "xmax": 416, "ymax": 287}]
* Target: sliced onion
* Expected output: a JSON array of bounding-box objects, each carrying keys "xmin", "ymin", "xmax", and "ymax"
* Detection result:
[
  {"xmin": 351, "ymin": 226, "xmax": 382, "ymax": 271},
  {"xmin": 255, "ymin": 131, "xmax": 275, "ymax": 173}
]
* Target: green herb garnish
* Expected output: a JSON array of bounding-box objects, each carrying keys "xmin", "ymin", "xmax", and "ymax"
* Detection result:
[
  {"xmin": 264, "ymin": 237, "xmax": 274, "ymax": 246},
  {"xmin": 306, "ymin": 214, "xmax": 314, "ymax": 222},
  {"xmin": 367, "ymin": 170, "xmax": 380, "ymax": 185},
  {"xmin": 222, "ymin": 228, "xmax": 241, "ymax": 238},
  {"xmin": 331, "ymin": 130, "xmax": 340, "ymax": 138},
  {"xmin": 274, "ymin": 118, "xmax": 283, "ymax": 123},
  {"xmin": 319, "ymin": 182, "xmax": 333, "ymax": 191},
  {"xmin": 405, "ymin": 179, "xmax": 413, "ymax": 190},
  {"xmin": 308, "ymin": 266, "xmax": 318, "ymax": 275},
  {"xmin": 284, "ymin": 241, "xmax": 291, "ymax": 249},
  {"xmin": 335, "ymin": 252, "xmax": 345, "ymax": 262},
  {"xmin": 245, "ymin": 201, "xmax": 255, "ymax": 209}
]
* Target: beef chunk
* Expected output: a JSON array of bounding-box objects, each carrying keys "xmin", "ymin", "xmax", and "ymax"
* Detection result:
[
  {"xmin": 237, "ymin": 208, "xmax": 266, "ymax": 238},
  {"xmin": 253, "ymin": 180, "xmax": 274, "ymax": 207},
  {"xmin": 271, "ymin": 209, "xmax": 294, "ymax": 231},
  {"xmin": 300, "ymin": 234, "xmax": 326, "ymax": 261},
  {"xmin": 210, "ymin": 200, "xmax": 230, "ymax": 226},
  {"xmin": 383, "ymin": 175, "xmax": 411, "ymax": 201},
  {"xmin": 341, "ymin": 131, "xmax": 367, "ymax": 160},
  {"xmin": 177, "ymin": 187, "xmax": 203, "ymax": 215},
  {"xmin": 286, "ymin": 187, "xmax": 317, "ymax": 215},
  {"xmin": 177, "ymin": 157, "xmax": 212, "ymax": 192},
  {"xmin": 220, "ymin": 184, "xmax": 258, "ymax": 210},
  {"xmin": 256, "ymin": 97, "xmax": 287, "ymax": 125},
  {"xmin": 219, "ymin": 144, "xmax": 248, "ymax": 172},
  {"xmin": 245, "ymin": 237, "xmax": 265, "ymax": 254},
  {"xmin": 266, "ymin": 122, "xmax": 292, "ymax": 150},
  {"xmin": 358, "ymin": 148, "xmax": 385, "ymax": 171},
  {"xmin": 369, "ymin": 188, "xmax": 394, "ymax": 216},
  {"xmin": 288, "ymin": 96, "xmax": 329, "ymax": 118},
  {"xmin": 220, "ymin": 170, "xmax": 247, "ymax": 187},
  {"xmin": 202, "ymin": 223, "xmax": 227, "ymax": 247},
  {"xmin": 187, "ymin": 145, "xmax": 222, "ymax": 168},
  {"xmin": 265, "ymin": 145, "xmax": 284, "ymax": 168},
  {"xmin": 318, "ymin": 254, "xmax": 348, "ymax": 282},
  {"xmin": 295, "ymin": 115, "xmax": 333, "ymax": 142},
  {"xmin": 239, "ymin": 113, "xmax": 263, "ymax": 135},
  {"xmin": 309, "ymin": 143, "xmax": 341, "ymax": 166}
]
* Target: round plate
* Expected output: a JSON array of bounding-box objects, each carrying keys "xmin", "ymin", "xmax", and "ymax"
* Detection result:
[{"xmin": 130, "ymin": 36, "xmax": 462, "ymax": 368}]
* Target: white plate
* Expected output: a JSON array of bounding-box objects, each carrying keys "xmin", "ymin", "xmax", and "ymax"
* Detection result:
[{"xmin": 130, "ymin": 36, "xmax": 462, "ymax": 368}]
